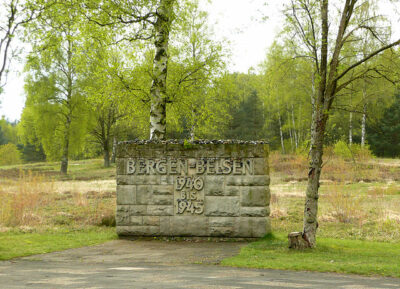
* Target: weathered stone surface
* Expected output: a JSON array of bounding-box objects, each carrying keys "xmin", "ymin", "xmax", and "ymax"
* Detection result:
[
  {"xmin": 147, "ymin": 205, "xmax": 173, "ymax": 216},
  {"xmin": 208, "ymin": 217, "xmax": 236, "ymax": 227},
  {"xmin": 116, "ymin": 158, "xmax": 126, "ymax": 175},
  {"xmin": 237, "ymin": 217, "xmax": 270, "ymax": 238},
  {"xmin": 204, "ymin": 196, "xmax": 240, "ymax": 217},
  {"xmin": 224, "ymin": 186, "xmax": 240, "ymax": 196},
  {"xmin": 169, "ymin": 216, "xmax": 207, "ymax": 236},
  {"xmin": 160, "ymin": 176, "xmax": 174, "ymax": 185},
  {"xmin": 209, "ymin": 226, "xmax": 234, "ymax": 237},
  {"xmin": 116, "ymin": 205, "xmax": 130, "ymax": 225},
  {"xmin": 204, "ymin": 176, "xmax": 224, "ymax": 196},
  {"xmin": 253, "ymin": 158, "xmax": 269, "ymax": 175},
  {"xmin": 159, "ymin": 216, "xmax": 171, "ymax": 235},
  {"xmin": 143, "ymin": 216, "xmax": 160, "ymax": 226},
  {"xmin": 117, "ymin": 226, "xmax": 159, "ymax": 236},
  {"xmin": 241, "ymin": 186, "xmax": 269, "ymax": 207},
  {"xmin": 116, "ymin": 141, "xmax": 271, "ymax": 237},
  {"xmin": 136, "ymin": 186, "xmax": 152, "ymax": 205},
  {"xmin": 153, "ymin": 185, "xmax": 173, "ymax": 195},
  {"xmin": 129, "ymin": 205, "xmax": 147, "ymax": 216},
  {"xmin": 116, "ymin": 185, "xmax": 136, "ymax": 205},
  {"xmin": 130, "ymin": 216, "xmax": 143, "ymax": 226}
]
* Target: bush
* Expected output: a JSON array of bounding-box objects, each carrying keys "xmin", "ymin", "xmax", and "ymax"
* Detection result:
[
  {"xmin": 333, "ymin": 140, "xmax": 374, "ymax": 162},
  {"xmin": 0, "ymin": 143, "xmax": 22, "ymax": 166},
  {"xmin": 333, "ymin": 140, "xmax": 353, "ymax": 160}
]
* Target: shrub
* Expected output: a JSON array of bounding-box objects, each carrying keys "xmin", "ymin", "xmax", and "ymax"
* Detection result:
[
  {"xmin": 0, "ymin": 143, "xmax": 22, "ymax": 166},
  {"xmin": 333, "ymin": 140, "xmax": 353, "ymax": 160},
  {"xmin": 333, "ymin": 140, "xmax": 374, "ymax": 162}
]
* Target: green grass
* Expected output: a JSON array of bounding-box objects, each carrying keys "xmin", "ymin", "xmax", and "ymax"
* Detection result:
[
  {"xmin": 222, "ymin": 233, "xmax": 400, "ymax": 277},
  {"xmin": 0, "ymin": 227, "xmax": 117, "ymax": 260}
]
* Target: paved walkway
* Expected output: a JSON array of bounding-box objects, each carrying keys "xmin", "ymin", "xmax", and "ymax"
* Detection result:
[{"xmin": 1, "ymin": 240, "xmax": 399, "ymax": 288}]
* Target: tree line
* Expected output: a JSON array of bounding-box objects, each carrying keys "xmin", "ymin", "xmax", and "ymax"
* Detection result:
[
  {"xmin": 1, "ymin": 0, "xmax": 400, "ymax": 248},
  {"xmin": 0, "ymin": 0, "xmax": 399, "ymax": 168}
]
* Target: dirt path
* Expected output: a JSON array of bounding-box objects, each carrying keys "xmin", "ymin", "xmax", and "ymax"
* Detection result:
[{"xmin": 1, "ymin": 240, "xmax": 399, "ymax": 289}]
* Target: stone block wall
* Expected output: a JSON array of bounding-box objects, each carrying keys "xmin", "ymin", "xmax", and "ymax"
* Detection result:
[{"xmin": 116, "ymin": 141, "xmax": 271, "ymax": 238}]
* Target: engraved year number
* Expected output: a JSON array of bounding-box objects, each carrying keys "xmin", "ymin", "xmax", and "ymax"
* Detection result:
[
  {"xmin": 176, "ymin": 176, "xmax": 204, "ymax": 191},
  {"xmin": 177, "ymin": 200, "xmax": 204, "ymax": 215}
]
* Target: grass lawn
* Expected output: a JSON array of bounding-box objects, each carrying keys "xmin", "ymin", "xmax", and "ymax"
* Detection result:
[
  {"xmin": 222, "ymin": 233, "xmax": 400, "ymax": 278},
  {"xmin": 0, "ymin": 227, "xmax": 117, "ymax": 260}
]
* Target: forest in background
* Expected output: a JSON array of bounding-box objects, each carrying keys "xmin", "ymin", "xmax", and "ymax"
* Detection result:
[{"xmin": 1, "ymin": 0, "xmax": 400, "ymax": 168}]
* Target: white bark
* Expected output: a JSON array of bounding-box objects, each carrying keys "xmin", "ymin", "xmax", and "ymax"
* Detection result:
[
  {"xmin": 149, "ymin": 0, "xmax": 174, "ymax": 140},
  {"xmin": 302, "ymin": 107, "xmax": 327, "ymax": 248},
  {"xmin": 60, "ymin": 117, "xmax": 70, "ymax": 175},
  {"xmin": 310, "ymin": 73, "xmax": 317, "ymax": 154},
  {"xmin": 361, "ymin": 82, "xmax": 367, "ymax": 147}
]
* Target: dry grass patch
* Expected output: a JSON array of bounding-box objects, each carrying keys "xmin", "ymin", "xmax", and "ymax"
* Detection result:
[
  {"xmin": 0, "ymin": 170, "xmax": 116, "ymax": 230},
  {"xmin": 270, "ymin": 151, "xmax": 400, "ymax": 183},
  {"xmin": 270, "ymin": 180, "xmax": 400, "ymax": 242}
]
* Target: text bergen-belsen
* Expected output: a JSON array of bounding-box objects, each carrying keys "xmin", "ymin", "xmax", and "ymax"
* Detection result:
[{"xmin": 126, "ymin": 158, "xmax": 254, "ymax": 175}]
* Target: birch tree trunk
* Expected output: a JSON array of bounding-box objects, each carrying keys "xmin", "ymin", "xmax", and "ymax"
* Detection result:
[
  {"xmin": 302, "ymin": 114, "xmax": 326, "ymax": 247},
  {"xmin": 60, "ymin": 37, "xmax": 73, "ymax": 175},
  {"xmin": 361, "ymin": 82, "xmax": 367, "ymax": 147},
  {"xmin": 60, "ymin": 117, "xmax": 71, "ymax": 175},
  {"xmin": 361, "ymin": 104, "xmax": 367, "ymax": 147},
  {"xmin": 149, "ymin": 0, "xmax": 174, "ymax": 140},
  {"xmin": 310, "ymin": 75, "xmax": 317, "ymax": 154}
]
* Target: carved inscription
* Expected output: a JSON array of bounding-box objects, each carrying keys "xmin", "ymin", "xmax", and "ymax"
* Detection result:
[
  {"xmin": 125, "ymin": 158, "xmax": 254, "ymax": 216},
  {"xmin": 126, "ymin": 158, "xmax": 254, "ymax": 175},
  {"xmin": 175, "ymin": 176, "xmax": 204, "ymax": 215}
]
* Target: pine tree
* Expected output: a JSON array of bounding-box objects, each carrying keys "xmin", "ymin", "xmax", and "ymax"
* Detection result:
[{"xmin": 367, "ymin": 94, "xmax": 400, "ymax": 157}]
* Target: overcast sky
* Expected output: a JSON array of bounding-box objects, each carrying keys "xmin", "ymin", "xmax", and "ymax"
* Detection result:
[{"xmin": 0, "ymin": 0, "xmax": 398, "ymax": 121}]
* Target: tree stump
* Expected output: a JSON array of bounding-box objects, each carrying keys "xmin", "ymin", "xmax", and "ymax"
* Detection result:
[{"xmin": 288, "ymin": 232, "xmax": 309, "ymax": 249}]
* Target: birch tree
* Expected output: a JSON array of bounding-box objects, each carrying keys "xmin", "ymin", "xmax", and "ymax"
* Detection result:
[
  {"xmin": 166, "ymin": 0, "xmax": 227, "ymax": 140},
  {"xmin": 284, "ymin": 0, "xmax": 400, "ymax": 248},
  {"xmin": 261, "ymin": 43, "xmax": 312, "ymax": 152},
  {"xmin": 149, "ymin": 0, "xmax": 176, "ymax": 140},
  {"xmin": 23, "ymin": 1, "xmax": 89, "ymax": 174},
  {"xmin": 82, "ymin": 0, "xmax": 177, "ymax": 140},
  {"xmin": 0, "ymin": 0, "xmax": 50, "ymax": 91}
]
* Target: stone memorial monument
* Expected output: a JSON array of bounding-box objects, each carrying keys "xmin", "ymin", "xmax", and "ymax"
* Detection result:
[{"xmin": 116, "ymin": 140, "xmax": 271, "ymax": 238}]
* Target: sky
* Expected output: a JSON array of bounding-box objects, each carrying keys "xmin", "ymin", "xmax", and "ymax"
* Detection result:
[
  {"xmin": 0, "ymin": 0, "xmax": 398, "ymax": 122},
  {"xmin": 0, "ymin": 0, "xmax": 284, "ymax": 122}
]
